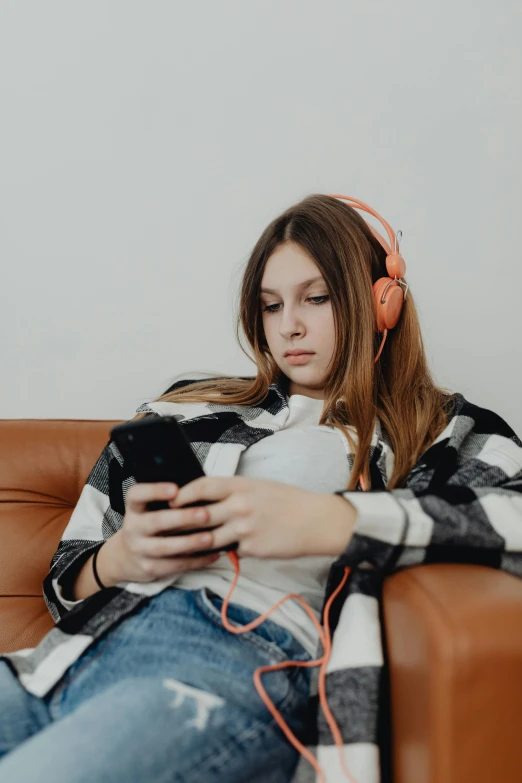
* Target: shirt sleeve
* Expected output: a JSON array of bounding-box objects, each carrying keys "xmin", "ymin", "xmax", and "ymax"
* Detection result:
[
  {"xmin": 332, "ymin": 405, "xmax": 522, "ymax": 578},
  {"xmin": 42, "ymin": 440, "xmax": 127, "ymax": 622}
]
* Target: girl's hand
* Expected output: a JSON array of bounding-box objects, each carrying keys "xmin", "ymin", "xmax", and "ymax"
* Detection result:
[
  {"xmin": 165, "ymin": 476, "xmax": 357, "ymax": 559},
  {"xmin": 112, "ymin": 482, "xmax": 222, "ymax": 583}
]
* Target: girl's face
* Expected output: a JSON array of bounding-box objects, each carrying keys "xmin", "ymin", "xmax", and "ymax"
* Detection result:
[{"xmin": 260, "ymin": 242, "xmax": 336, "ymax": 399}]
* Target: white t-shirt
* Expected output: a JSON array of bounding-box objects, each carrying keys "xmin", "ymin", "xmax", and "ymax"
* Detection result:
[{"xmin": 172, "ymin": 393, "xmax": 351, "ymax": 656}]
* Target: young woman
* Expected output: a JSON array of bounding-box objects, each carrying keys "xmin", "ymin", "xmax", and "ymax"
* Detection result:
[{"xmin": 1, "ymin": 194, "xmax": 521, "ymax": 783}]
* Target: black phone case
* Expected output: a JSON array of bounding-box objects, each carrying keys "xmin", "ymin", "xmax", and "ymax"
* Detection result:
[{"xmin": 110, "ymin": 416, "xmax": 238, "ymax": 557}]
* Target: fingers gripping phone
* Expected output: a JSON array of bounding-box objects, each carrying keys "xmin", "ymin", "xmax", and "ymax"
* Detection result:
[{"xmin": 110, "ymin": 416, "xmax": 238, "ymax": 557}]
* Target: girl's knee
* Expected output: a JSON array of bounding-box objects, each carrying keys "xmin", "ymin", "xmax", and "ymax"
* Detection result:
[
  {"xmin": 0, "ymin": 661, "xmax": 51, "ymax": 755},
  {"xmin": 0, "ymin": 661, "xmax": 35, "ymax": 713}
]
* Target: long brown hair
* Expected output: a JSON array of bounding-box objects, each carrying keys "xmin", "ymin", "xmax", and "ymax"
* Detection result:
[{"xmin": 132, "ymin": 193, "xmax": 457, "ymax": 490}]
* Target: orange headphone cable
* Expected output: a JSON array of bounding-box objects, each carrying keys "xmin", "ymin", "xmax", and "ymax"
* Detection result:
[{"xmin": 220, "ymin": 471, "xmax": 368, "ymax": 783}]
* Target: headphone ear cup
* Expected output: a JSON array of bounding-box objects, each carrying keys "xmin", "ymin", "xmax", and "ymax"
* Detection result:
[
  {"xmin": 373, "ymin": 277, "xmax": 404, "ymax": 332},
  {"xmin": 385, "ymin": 252, "xmax": 406, "ymax": 279}
]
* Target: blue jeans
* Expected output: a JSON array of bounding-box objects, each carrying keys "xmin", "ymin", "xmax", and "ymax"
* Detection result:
[{"xmin": 0, "ymin": 586, "xmax": 314, "ymax": 782}]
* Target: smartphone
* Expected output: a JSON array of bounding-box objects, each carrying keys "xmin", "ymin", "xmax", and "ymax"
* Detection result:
[{"xmin": 110, "ymin": 416, "xmax": 238, "ymax": 557}]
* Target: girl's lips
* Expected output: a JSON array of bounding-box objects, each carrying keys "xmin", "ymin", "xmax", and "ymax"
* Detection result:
[{"xmin": 286, "ymin": 353, "xmax": 314, "ymax": 365}]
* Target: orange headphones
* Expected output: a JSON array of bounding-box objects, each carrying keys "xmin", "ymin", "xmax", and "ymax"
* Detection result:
[
  {"xmin": 329, "ymin": 193, "xmax": 409, "ymax": 362},
  {"xmin": 221, "ymin": 195, "xmax": 407, "ymax": 783}
]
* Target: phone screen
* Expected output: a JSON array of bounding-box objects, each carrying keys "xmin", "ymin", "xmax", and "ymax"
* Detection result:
[
  {"xmin": 111, "ymin": 416, "xmax": 207, "ymax": 508},
  {"xmin": 110, "ymin": 416, "xmax": 238, "ymax": 556}
]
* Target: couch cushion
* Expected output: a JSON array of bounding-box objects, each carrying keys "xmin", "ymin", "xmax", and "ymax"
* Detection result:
[{"xmin": 0, "ymin": 419, "xmax": 121, "ymax": 652}]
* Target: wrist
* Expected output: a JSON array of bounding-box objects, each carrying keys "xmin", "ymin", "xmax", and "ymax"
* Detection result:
[
  {"xmin": 95, "ymin": 533, "xmax": 126, "ymax": 587},
  {"xmin": 92, "ymin": 545, "xmax": 106, "ymax": 589},
  {"xmin": 308, "ymin": 494, "xmax": 358, "ymax": 556}
]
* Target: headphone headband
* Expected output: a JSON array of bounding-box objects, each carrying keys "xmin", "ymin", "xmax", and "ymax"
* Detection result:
[{"xmin": 327, "ymin": 193, "xmax": 402, "ymax": 256}]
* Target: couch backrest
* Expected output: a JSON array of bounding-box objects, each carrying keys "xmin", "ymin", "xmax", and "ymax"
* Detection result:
[{"xmin": 0, "ymin": 419, "xmax": 122, "ymax": 652}]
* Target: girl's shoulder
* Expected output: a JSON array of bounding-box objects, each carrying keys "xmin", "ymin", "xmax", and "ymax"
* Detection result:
[{"xmin": 449, "ymin": 391, "xmax": 521, "ymax": 447}]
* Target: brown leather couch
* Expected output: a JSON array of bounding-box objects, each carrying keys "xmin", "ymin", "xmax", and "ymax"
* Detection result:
[{"xmin": 1, "ymin": 419, "xmax": 522, "ymax": 783}]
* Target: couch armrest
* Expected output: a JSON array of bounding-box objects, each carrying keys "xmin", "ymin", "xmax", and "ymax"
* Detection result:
[{"xmin": 382, "ymin": 563, "xmax": 522, "ymax": 783}]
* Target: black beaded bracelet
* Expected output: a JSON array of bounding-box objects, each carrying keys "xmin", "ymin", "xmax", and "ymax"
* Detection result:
[{"xmin": 92, "ymin": 545, "xmax": 106, "ymax": 590}]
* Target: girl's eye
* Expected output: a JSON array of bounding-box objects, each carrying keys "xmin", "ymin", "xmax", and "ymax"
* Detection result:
[{"xmin": 262, "ymin": 295, "xmax": 330, "ymax": 314}]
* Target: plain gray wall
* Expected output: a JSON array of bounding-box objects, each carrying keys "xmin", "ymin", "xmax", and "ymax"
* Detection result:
[{"xmin": 1, "ymin": 1, "xmax": 521, "ymax": 436}]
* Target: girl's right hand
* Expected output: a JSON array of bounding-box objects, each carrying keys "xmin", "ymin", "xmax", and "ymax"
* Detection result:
[{"xmin": 110, "ymin": 482, "xmax": 221, "ymax": 584}]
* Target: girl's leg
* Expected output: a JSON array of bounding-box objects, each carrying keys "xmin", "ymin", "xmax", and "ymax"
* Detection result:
[
  {"xmin": 0, "ymin": 671, "xmax": 312, "ymax": 783},
  {"xmin": 0, "ymin": 660, "xmax": 53, "ymax": 760},
  {"xmin": 0, "ymin": 586, "xmax": 315, "ymax": 782}
]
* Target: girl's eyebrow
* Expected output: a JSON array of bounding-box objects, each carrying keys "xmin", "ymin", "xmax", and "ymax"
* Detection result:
[{"xmin": 260, "ymin": 275, "xmax": 324, "ymax": 295}]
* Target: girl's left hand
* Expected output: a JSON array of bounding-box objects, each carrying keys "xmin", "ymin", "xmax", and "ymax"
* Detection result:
[{"xmin": 165, "ymin": 475, "xmax": 356, "ymax": 559}]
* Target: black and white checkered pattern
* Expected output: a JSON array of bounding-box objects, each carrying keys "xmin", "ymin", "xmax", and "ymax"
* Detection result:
[{"xmin": 2, "ymin": 373, "xmax": 521, "ymax": 783}]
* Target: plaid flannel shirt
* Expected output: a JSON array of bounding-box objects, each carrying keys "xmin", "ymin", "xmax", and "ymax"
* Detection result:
[{"xmin": 2, "ymin": 373, "xmax": 521, "ymax": 783}]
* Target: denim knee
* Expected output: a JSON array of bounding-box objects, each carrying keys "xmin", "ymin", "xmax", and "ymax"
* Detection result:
[{"xmin": 0, "ymin": 661, "xmax": 52, "ymax": 758}]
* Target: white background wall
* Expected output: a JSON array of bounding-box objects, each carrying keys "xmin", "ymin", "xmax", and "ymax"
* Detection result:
[{"xmin": 1, "ymin": 1, "xmax": 521, "ymax": 436}]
